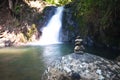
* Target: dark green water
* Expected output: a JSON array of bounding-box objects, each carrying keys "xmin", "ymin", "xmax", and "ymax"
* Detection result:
[{"xmin": 0, "ymin": 43, "xmax": 119, "ymax": 80}]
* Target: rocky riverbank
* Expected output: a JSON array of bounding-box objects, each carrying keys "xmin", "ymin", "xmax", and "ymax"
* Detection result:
[
  {"xmin": 0, "ymin": 30, "xmax": 25, "ymax": 47},
  {"xmin": 0, "ymin": 0, "xmax": 47, "ymax": 47},
  {"xmin": 0, "ymin": 23, "xmax": 40, "ymax": 47},
  {"xmin": 42, "ymin": 53, "xmax": 120, "ymax": 80}
]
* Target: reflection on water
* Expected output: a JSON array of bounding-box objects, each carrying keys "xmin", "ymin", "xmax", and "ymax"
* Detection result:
[
  {"xmin": 32, "ymin": 44, "xmax": 74, "ymax": 65},
  {"xmin": 42, "ymin": 45, "xmax": 62, "ymax": 56}
]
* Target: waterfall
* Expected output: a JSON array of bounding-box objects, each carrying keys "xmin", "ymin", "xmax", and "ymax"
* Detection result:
[{"xmin": 39, "ymin": 6, "xmax": 64, "ymax": 45}]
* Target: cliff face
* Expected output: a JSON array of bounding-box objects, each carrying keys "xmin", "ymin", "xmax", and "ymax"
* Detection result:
[{"xmin": 64, "ymin": 0, "xmax": 120, "ymax": 49}]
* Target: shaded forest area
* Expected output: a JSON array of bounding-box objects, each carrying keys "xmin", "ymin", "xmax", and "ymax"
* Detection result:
[{"xmin": 70, "ymin": 0, "xmax": 120, "ymax": 48}]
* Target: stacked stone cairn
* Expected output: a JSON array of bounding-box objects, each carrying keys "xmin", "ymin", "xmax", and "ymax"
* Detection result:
[{"xmin": 74, "ymin": 36, "xmax": 85, "ymax": 53}]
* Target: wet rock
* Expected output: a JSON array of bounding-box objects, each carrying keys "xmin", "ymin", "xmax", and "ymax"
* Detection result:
[
  {"xmin": 60, "ymin": 6, "xmax": 77, "ymax": 42},
  {"xmin": 42, "ymin": 53, "xmax": 120, "ymax": 80},
  {"xmin": 39, "ymin": 6, "xmax": 56, "ymax": 28}
]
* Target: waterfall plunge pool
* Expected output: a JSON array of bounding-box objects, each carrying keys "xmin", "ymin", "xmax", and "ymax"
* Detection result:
[
  {"xmin": 0, "ymin": 43, "xmax": 73, "ymax": 80},
  {"xmin": 0, "ymin": 43, "xmax": 119, "ymax": 80}
]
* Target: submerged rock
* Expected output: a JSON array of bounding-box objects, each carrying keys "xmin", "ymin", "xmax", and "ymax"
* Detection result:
[{"xmin": 42, "ymin": 53, "xmax": 120, "ymax": 80}]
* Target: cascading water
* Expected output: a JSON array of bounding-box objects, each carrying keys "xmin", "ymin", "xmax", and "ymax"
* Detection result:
[{"xmin": 39, "ymin": 6, "xmax": 64, "ymax": 45}]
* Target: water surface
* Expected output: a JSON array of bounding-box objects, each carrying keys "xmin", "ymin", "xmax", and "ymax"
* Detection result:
[
  {"xmin": 0, "ymin": 44, "xmax": 73, "ymax": 80},
  {"xmin": 0, "ymin": 44, "xmax": 119, "ymax": 80}
]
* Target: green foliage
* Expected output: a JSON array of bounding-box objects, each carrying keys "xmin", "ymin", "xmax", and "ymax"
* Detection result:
[
  {"xmin": 14, "ymin": 5, "xmax": 21, "ymax": 14},
  {"xmin": 71, "ymin": 0, "xmax": 120, "ymax": 46},
  {"xmin": 44, "ymin": 0, "xmax": 72, "ymax": 6}
]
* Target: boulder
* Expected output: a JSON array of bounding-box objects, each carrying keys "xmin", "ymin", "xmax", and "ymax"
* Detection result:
[{"xmin": 42, "ymin": 53, "xmax": 120, "ymax": 80}]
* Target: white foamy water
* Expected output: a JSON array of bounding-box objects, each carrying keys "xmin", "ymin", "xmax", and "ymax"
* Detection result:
[
  {"xmin": 39, "ymin": 6, "xmax": 64, "ymax": 45},
  {"xmin": 28, "ymin": 6, "xmax": 64, "ymax": 45}
]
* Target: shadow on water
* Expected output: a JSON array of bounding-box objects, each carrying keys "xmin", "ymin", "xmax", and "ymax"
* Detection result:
[{"xmin": 85, "ymin": 46, "xmax": 120, "ymax": 60}]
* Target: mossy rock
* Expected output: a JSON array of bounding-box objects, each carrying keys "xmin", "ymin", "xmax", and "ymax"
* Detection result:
[{"xmin": 26, "ymin": 24, "xmax": 38, "ymax": 40}]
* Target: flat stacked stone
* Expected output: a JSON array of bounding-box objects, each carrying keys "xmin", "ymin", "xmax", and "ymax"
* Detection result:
[{"xmin": 42, "ymin": 53, "xmax": 120, "ymax": 80}]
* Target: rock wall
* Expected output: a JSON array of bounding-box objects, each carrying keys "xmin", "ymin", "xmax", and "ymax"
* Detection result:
[
  {"xmin": 39, "ymin": 6, "xmax": 56, "ymax": 29},
  {"xmin": 60, "ymin": 4, "xmax": 78, "ymax": 42},
  {"xmin": 70, "ymin": 0, "xmax": 120, "ymax": 49}
]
